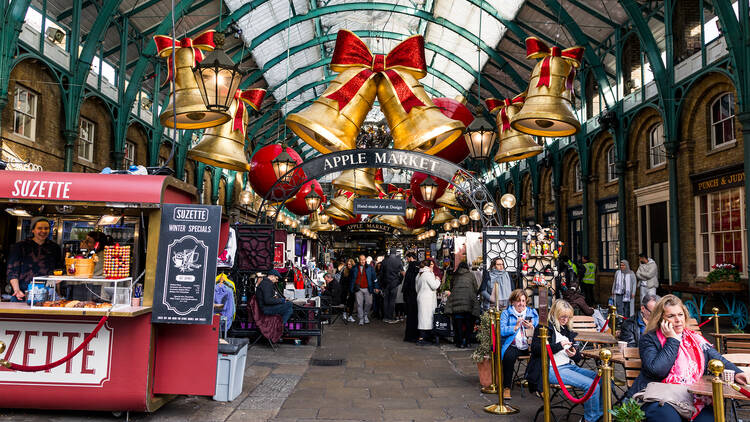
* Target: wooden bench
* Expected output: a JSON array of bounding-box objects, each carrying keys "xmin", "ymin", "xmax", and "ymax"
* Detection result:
[
  {"xmin": 623, "ymin": 347, "xmax": 642, "ymax": 388},
  {"xmin": 229, "ymin": 299, "xmax": 324, "ymax": 346},
  {"xmin": 572, "ymin": 315, "xmax": 598, "ymax": 332}
]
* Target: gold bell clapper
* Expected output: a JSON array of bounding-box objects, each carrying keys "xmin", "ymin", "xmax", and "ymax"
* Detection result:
[
  {"xmin": 332, "ymin": 168, "xmax": 380, "ymax": 197},
  {"xmin": 486, "ymin": 95, "xmax": 543, "ymax": 163},
  {"xmin": 511, "ymin": 37, "xmax": 584, "ymax": 137},
  {"xmin": 153, "ymin": 31, "xmax": 231, "ymax": 129},
  {"xmin": 432, "ymin": 207, "xmax": 455, "ymax": 225},
  {"xmin": 188, "ymin": 89, "xmax": 266, "ymax": 171},
  {"xmin": 436, "ymin": 185, "xmax": 463, "ymax": 211},
  {"xmin": 379, "ymin": 68, "xmax": 465, "ymax": 155}
]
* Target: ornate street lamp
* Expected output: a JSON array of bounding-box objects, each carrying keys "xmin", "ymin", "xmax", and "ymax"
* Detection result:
[
  {"xmin": 419, "ymin": 177, "xmax": 439, "ymax": 203},
  {"xmin": 458, "ymin": 214, "xmax": 470, "ymax": 226},
  {"xmin": 469, "ymin": 209, "xmax": 481, "ymax": 221},
  {"xmin": 305, "ymin": 190, "xmax": 321, "ymax": 213},
  {"xmin": 500, "ymin": 193, "xmax": 516, "ymax": 226},
  {"xmin": 193, "ymin": 32, "xmax": 245, "ymax": 112},
  {"xmin": 405, "ymin": 203, "xmax": 417, "ymax": 220},
  {"xmin": 443, "ymin": 222, "xmax": 452, "ymax": 232},
  {"xmin": 464, "ymin": 113, "xmax": 497, "ymax": 162},
  {"xmin": 272, "ymin": 146, "xmax": 297, "ymax": 183},
  {"xmin": 450, "ymin": 218, "xmax": 460, "ymax": 229}
]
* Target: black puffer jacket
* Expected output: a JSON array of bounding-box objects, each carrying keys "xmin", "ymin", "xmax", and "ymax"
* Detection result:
[
  {"xmin": 526, "ymin": 323, "xmax": 581, "ymax": 393},
  {"xmin": 444, "ymin": 267, "xmax": 478, "ymax": 315}
]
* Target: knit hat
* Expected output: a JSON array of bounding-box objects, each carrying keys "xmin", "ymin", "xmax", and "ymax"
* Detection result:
[
  {"xmin": 268, "ymin": 269, "xmax": 281, "ymax": 278},
  {"xmin": 29, "ymin": 216, "xmax": 50, "ymax": 231}
]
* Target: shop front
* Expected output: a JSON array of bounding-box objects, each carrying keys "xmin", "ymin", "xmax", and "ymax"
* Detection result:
[{"xmin": 0, "ymin": 171, "xmax": 220, "ymax": 412}]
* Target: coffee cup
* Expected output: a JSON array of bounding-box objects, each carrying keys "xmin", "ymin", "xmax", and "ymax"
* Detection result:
[
  {"xmin": 723, "ymin": 369, "xmax": 735, "ymax": 383},
  {"xmin": 617, "ymin": 341, "xmax": 627, "ymax": 354}
]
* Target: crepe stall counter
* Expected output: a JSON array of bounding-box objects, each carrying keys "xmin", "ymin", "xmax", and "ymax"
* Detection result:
[{"xmin": 0, "ymin": 171, "xmax": 221, "ymax": 412}]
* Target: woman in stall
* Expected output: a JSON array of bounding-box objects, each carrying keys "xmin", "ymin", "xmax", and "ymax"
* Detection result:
[
  {"xmin": 7, "ymin": 217, "xmax": 63, "ymax": 301},
  {"xmin": 628, "ymin": 294, "xmax": 748, "ymax": 421},
  {"xmin": 499, "ymin": 289, "xmax": 538, "ymax": 399},
  {"xmin": 80, "ymin": 231, "xmax": 109, "ymax": 277},
  {"xmin": 526, "ymin": 299, "xmax": 603, "ymax": 422}
]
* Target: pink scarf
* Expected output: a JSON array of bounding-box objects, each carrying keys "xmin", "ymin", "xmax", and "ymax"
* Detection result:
[{"xmin": 656, "ymin": 329, "xmax": 712, "ymax": 420}]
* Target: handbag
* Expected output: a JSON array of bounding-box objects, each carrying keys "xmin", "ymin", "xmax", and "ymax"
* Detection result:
[
  {"xmin": 433, "ymin": 305, "xmax": 453, "ymax": 337},
  {"xmin": 471, "ymin": 295, "xmax": 482, "ymax": 317},
  {"xmin": 632, "ymin": 382, "xmax": 694, "ymax": 419}
]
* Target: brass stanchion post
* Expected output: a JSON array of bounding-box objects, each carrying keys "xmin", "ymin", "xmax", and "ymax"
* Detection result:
[
  {"xmin": 709, "ymin": 359, "xmax": 726, "ymax": 422},
  {"xmin": 599, "ymin": 348, "xmax": 613, "ymax": 422},
  {"xmin": 608, "ymin": 305, "xmax": 617, "ymax": 337},
  {"xmin": 539, "ymin": 325, "xmax": 551, "ymax": 422},
  {"xmin": 712, "ymin": 307, "xmax": 721, "ymax": 353},
  {"xmin": 482, "ymin": 309, "xmax": 498, "ymax": 394},
  {"xmin": 484, "ymin": 310, "xmax": 519, "ymax": 415}
]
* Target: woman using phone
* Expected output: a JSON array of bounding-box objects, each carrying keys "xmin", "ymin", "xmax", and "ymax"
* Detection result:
[
  {"xmin": 527, "ymin": 300, "xmax": 603, "ymax": 422},
  {"xmin": 628, "ymin": 294, "xmax": 748, "ymax": 421},
  {"xmin": 499, "ymin": 289, "xmax": 539, "ymax": 399}
]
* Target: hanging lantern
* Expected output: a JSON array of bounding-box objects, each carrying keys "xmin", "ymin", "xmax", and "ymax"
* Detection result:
[
  {"xmin": 510, "ymin": 38, "xmax": 584, "ymax": 137},
  {"xmin": 405, "ymin": 203, "xmax": 417, "ymax": 220},
  {"xmin": 410, "ymin": 172, "xmax": 447, "ymax": 209},
  {"xmin": 450, "ymin": 218, "xmax": 460, "ymax": 229},
  {"xmin": 189, "ymin": 88, "xmax": 266, "ymax": 171},
  {"xmin": 459, "ymin": 214, "xmax": 470, "ymax": 226},
  {"xmin": 443, "ymin": 222, "xmax": 452, "ymax": 232},
  {"xmin": 469, "ymin": 209, "xmax": 481, "ymax": 221},
  {"xmin": 193, "ymin": 32, "xmax": 246, "ymax": 113},
  {"xmin": 305, "ymin": 190, "xmax": 322, "ymax": 213},
  {"xmin": 432, "ymin": 207, "xmax": 454, "ymax": 225},
  {"xmin": 419, "ymin": 177, "xmax": 439, "ymax": 203},
  {"xmin": 153, "ymin": 31, "xmax": 230, "ymax": 129},
  {"xmin": 464, "ymin": 113, "xmax": 497, "ymax": 162},
  {"xmin": 486, "ymin": 95, "xmax": 543, "ymax": 163},
  {"xmin": 272, "ymin": 147, "xmax": 298, "ymax": 183},
  {"xmin": 404, "ymin": 198, "xmax": 431, "ymax": 229},
  {"xmin": 248, "ymin": 144, "xmax": 304, "ymax": 199},
  {"xmin": 285, "ymin": 180, "xmax": 325, "ymax": 216}
]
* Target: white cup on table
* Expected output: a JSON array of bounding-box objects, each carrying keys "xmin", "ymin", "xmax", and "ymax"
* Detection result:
[
  {"xmin": 617, "ymin": 341, "xmax": 627, "ymax": 355},
  {"xmin": 723, "ymin": 369, "xmax": 735, "ymax": 383}
]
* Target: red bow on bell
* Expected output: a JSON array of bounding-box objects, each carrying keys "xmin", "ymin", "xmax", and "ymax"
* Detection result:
[
  {"xmin": 325, "ymin": 30, "xmax": 427, "ymax": 113},
  {"xmin": 153, "ymin": 30, "xmax": 216, "ymax": 86},
  {"xmin": 486, "ymin": 93, "xmax": 526, "ymax": 132},
  {"xmin": 525, "ymin": 37, "xmax": 584, "ymax": 89},
  {"xmin": 233, "ymin": 88, "xmax": 266, "ymax": 135}
]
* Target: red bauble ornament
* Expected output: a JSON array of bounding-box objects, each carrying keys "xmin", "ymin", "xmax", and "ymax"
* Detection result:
[
  {"xmin": 248, "ymin": 144, "xmax": 304, "ymax": 200},
  {"xmin": 285, "ymin": 180, "xmax": 325, "ymax": 216},
  {"xmin": 404, "ymin": 197, "xmax": 432, "ymax": 229},
  {"xmin": 332, "ymin": 214, "xmax": 362, "ymax": 227},
  {"xmin": 410, "ymin": 172, "xmax": 448, "ymax": 209},
  {"xmin": 433, "ymin": 97, "xmax": 474, "ymax": 164}
]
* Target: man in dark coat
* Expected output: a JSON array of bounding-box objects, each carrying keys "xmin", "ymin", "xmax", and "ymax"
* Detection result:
[
  {"xmin": 255, "ymin": 269, "xmax": 293, "ymax": 324},
  {"xmin": 618, "ymin": 293, "xmax": 659, "ymax": 347},
  {"xmin": 402, "ymin": 252, "xmax": 420, "ymax": 342},
  {"xmin": 382, "ymin": 249, "xmax": 404, "ymax": 323}
]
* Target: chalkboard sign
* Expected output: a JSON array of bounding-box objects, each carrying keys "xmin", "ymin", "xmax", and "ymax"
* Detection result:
[{"xmin": 152, "ymin": 204, "xmax": 222, "ymax": 324}]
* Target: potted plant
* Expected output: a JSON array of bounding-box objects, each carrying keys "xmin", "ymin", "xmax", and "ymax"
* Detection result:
[
  {"xmin": 471, "ymin": 311, "xmax": 493, "ymax": 387},
  {"xmin": 706, "ymin": 263, "xmax": 743, "ymax": 289},
  {"xmin": 609, "ymin": 399, "xmax": 645, "ymax": 422}
]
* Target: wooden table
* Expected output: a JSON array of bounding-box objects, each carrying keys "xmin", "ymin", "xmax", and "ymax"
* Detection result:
[
  {"xmin": 575, "ymin": 331, "xmax": 617, "ymax": 344},
  {"xmin": 581, "ymin": 348, "xmax": 624, "ymax": 364},
  {"xmin": 687, "ymin": 376, "xmax": 750, "ymax": 401}
]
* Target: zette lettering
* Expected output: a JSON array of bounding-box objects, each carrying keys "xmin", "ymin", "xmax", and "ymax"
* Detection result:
[
  {"xmin": 41, "ymin": 331, "xmax": 58, "ymax": 373},
  {"xmin": 22, "ymin": 331, "xmax": 38, "ymax": 367},
  {"xmin": 10, "ymin": 180, "xmax": 71, "ymax": 199},
  {"xmin": 62, "ymin": 332, "xmax": 80, "ymax": 374}
]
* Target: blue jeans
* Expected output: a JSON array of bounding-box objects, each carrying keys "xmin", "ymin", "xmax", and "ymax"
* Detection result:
[
  {"xmin": 262, "ymin": 302, "xmax": 293, "ymax": 325},
  {"xmin": 548, "ymin": 363, "xmax": 602, "ymax": 422}
]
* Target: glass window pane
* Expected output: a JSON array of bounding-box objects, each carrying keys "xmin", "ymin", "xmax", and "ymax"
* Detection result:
[
  {"xmin": 724, "ymin": 121, "xmax": 734, "ymax": 142},
  {"xmin": 713, "ymin": 99, "xmax": 721, "ymax": 122}
]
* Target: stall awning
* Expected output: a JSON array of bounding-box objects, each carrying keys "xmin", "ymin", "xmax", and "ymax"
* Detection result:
[{"xmin": 0, "ymin": 171, "xmax": 197, "ymax": 206}]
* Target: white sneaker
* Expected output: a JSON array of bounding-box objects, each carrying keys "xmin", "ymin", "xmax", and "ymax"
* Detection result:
[
  {"xmin": 343, "ymin": 312, "xmax": 349, "ymax": 319},
  {"xmin": 358, "ymin": 320, "xmax": 364, "ymax": 326},
  {"xmin": 364, "ymin": 316, "xmax": 370, "ymax": 324},
  {"xmin": 347, "ymin": 315, "xmax": 356, "ymax": 322}
]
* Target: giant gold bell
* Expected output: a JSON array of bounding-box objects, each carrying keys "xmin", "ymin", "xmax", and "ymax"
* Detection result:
[
  {"xmin": 511, "ymin": 44, "xmax": 582, "ymax": 137},
  {"xmin": 379, "ymin": 214, "xmax": 408, "ymax": 230},
  {"xmin": 188, "ymin": 97, "xmax": 249, "ymax": 171},
  {"xmin": 378, "ymin": 70, "xmax": 465, "ymax": 155},
  {"xmin": 286, "ymin": 68, "xmax": 377, "ymax": 154},
  {"xmin": 493, "ymin": 100, "xmax": 542, "ymax": 163},
  {"xmin": 159, "ymin": 47, "xmax": 230, "ymax": 129},
  {"xmin": 325, "ymin": 192, "xmax": 355, "ymax": 220},
  {"xmin": 310, "ymin": 212, "xmax": 336, "ymax": 231},
  {"xmin": 436, "ymin": 186, "xmax": 462, "ymax": 211},
  {"xmin": 432, "ymin": 207, "xmax": 455, "ymax": 225},
  {"xmin": 332, "ymin": 168, "xmax": 380, "ymax": 197}
]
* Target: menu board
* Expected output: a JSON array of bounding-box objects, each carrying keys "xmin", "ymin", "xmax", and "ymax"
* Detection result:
[{"xmin": 152, "ymin": 204, "xmax": 221, "ymax": 325}]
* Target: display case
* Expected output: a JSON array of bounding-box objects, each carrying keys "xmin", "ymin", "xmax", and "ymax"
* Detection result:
[{"xmin": 29, "ymin": 276, "xmax": 133, "ymax": 310}]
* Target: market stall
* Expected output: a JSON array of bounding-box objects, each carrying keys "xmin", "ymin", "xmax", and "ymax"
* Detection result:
[{"xmin": 0, "ymin": 170, "xmax": 220, "ymax": 412}]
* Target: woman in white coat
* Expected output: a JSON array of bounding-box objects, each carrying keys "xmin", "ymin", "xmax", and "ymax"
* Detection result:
[{"xmin": 416, "ymin": 259, "xmax": 442, "ymax": 345}]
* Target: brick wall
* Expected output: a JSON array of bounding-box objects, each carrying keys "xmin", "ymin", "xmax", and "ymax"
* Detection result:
[{"xmin": 673, "ymin": 0, "xmax": 702, "ymax": 61}]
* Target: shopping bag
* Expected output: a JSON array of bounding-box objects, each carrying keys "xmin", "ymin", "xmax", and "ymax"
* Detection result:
[{"xmin": 433, "ymin": 308, "xmax": 453, "ymax": 338}]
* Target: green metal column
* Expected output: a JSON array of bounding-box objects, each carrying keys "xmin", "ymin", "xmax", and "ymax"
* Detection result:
[
  {"xmin": 614, "ymin": 119, "xmax": 628, "ymax": 260},
  {"xmin": 195, "ymin": 162, "xmax": 206, "ymax": 202},
  {"xmin": 0, "ymin": 0, "xmax": 32, "ymax": 129},
  {"xmin": 510, "ymin": 166, "xmax": 521, "ymax": 226},
  {"xmin": 575, "ymin": 133, "xmax": 591, "ymax": 256},
  {"xmin": 211, "ymin": 168, "xmax": 221, "ymax": 206},
  {"xmin": 527, "ymin": 155, "xmax": 540, "ymax": 225}
]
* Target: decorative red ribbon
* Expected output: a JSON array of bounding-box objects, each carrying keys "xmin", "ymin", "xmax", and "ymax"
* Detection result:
[
  {"xmin": 730, "ymin": 382, "xmax": 750, "ymax": 399},
  {"xmin": 486, "ymin": 94, "xmax": 525, "ymax": 132},
  {"xmin": 599, "ymin": 319, "xmax": 609, "ymax": 332},
  {"xmin": 545, "ymin": 344, "xmax": 602, "ymax": 404},
  {"xmin": 233, "ymin": 88, "xmax": 266, "ymax": 135},
  {"xmin": 1, "ymin": 315, "xmax": 108, "ymax": 372},
  {"xmin": 153, "ymin": 30, "xmax": 216, "ymax": 86},
  {"xmin": 325, "ymin": 30, "xmax": 427, "ymax": 113},
  {"xmin": 697, "ymin": 316, "xmax": 713, "ymax": 328},
  {"xmin": 525, "ymin": 37, "xmax": 584, "ymax": 89}
]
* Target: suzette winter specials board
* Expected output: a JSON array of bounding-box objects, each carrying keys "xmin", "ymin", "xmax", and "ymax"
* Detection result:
[{"xmin": 152, "ymin": 204, "xmax": 221, "ymax": 324}]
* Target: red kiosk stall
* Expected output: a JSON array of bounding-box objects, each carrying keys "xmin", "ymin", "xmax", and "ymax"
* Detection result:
[{"xmin": 0, "ymin": 171, "xmax": 220, "ymax": 412}]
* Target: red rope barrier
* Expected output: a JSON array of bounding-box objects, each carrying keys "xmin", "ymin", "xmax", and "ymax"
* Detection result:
[
  {"xmin": 0, "ymin": 315, "xmax": 108, "ymax": 372},
  {"xmin": 545, "ymin": 344, "xmax": 601, "ymax": 404},
  {"xmin": 730, "ymin": 382, "xmax": 750, "ymax": 399},
  {"xmin": 697, "ymin": 316, "xmax": 713, "ymax": 328},
  {"xmin": 599, "ymin": 320, "xmax": 609, "ymax": 332}
]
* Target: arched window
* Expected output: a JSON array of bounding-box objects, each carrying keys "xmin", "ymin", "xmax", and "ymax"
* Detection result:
[
  {"xmin": 711, "ymin": 93, "xmax": 736, "ymax": 149},
  {"xmin": 606, "ymin": 146, "xmax": 617, "ymax": 182},
  {"xmin": 574, "ymin": 161, "xmax": 583, "ymax": 193},
  {"xmin": 648, "ymin": 123, "xmax": 666, "ymax": 168}
]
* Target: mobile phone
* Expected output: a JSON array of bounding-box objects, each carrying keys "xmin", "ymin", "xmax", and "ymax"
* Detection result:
[{"xmin": 525, "ymin": 316, "xmax": 533, "ymax": 322}]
